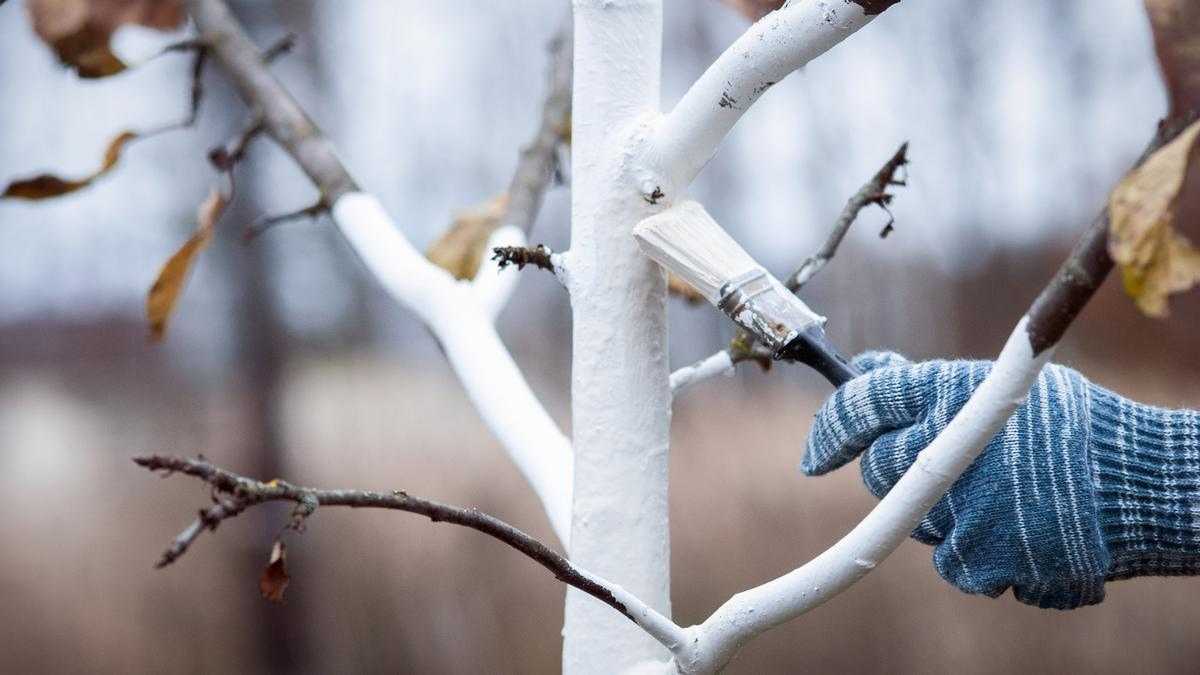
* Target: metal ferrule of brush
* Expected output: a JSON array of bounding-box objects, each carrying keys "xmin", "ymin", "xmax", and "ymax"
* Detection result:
[
  {"xmin": 716, "ymin": 269, "xmax": 824, "ymax": 353},
  {"xmin": 716, "ymin": 269, "xmax": 860, "ymax": 387}
]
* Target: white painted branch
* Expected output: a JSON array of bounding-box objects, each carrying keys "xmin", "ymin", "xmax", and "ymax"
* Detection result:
[
  {"xmin": 671, "ymin": 317, "xmax": 1051, "ymax": 673},
  {"xmin": 577, "ymin": 571, "xmax": 688, "ymax": 654},
  {"xmin": 549, "ymin": 250, "xmax": 573, "ymax": 289},
  {"xmin": 473, "ymin": 225, "xmax": 526, "ymax": 320},
  {"xmin": 670, "ymin": 350, "xmax": 735, "ymax": 395},
  {"xmin": 564, "ymin": 0, "xmax": 673, "ymax": 671},
  {"xmin": 187, "ymin": 0, "xmax": 573, "ymax": 545},
  {"xmin": 642, "ymin": 1, "xmax": 880, "ymax": 196},
  {"xmin": 333, "ymin": 193, "xmax": 573, "ymax": 544}
]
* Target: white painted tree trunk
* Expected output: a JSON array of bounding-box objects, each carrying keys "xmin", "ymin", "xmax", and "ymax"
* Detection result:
[{"xmin": 562, "ymin": 1, "xmax": 673, "ymax": 672}]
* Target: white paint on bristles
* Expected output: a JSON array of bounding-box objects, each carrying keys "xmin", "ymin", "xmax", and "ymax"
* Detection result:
[{"xmin": 634, "ymin": 201, "xmax": 761, "ymax": 303}]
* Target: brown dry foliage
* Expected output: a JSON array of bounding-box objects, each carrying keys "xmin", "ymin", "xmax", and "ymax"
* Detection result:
[
  {"xmin": 146, "ymin": 188, "xmax": 227, "ymax": 341},
  {"xmin": 2, "ymin": 130, "xmax": 138, "ymax": 199},
  {"xmin": 1106, "ymin": 2, "xmax": 1200, "ymax": 316},
  {"xmin": 719, "ymin": 0, "xmax": 784, "ymax": 22},
  {"xmin": 426, "ymin": 194, "xmax": 509, "ymax": 280},
  {"xmin": 26, "ymin": 0, "xmax": 184, "ymax": 77}
]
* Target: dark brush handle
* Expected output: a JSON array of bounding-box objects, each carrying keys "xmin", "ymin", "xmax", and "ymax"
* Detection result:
[{"xmin": 778, "ymin": 326, "xmax": 861, "ymax": 387}]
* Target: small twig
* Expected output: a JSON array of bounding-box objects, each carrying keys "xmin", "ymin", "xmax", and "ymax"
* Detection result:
[
  {"xmin": 503, "ymin": 21, "xmax": 574, "ymax": 235},
  {"xmin": 787, "ymin": 141, "xmax": 908, "ymax": 291},
  {"xmin": 492, "ymin": 244, "xmax": 555, "ymax": 272},
  {"xmin": 135, "ymin": 46, "xmax": 210, "ymax": 139},
  {"xmin": 243, "ymin": 200, "xmax": 329, "ymax": 242},
  {"xmin": 261, "ymin": 33, "xmax": 297, "ymax": 64},
  {"xmin": 188, "ymin": 0, "xmax": 358, "ymax": 202},
  {"xmin": 208, "ymin": 114, "xmax": 266, "ymax": 171},
  {"xmin": 156, "ymin": 497, "xmax": 245, "ymax": 568},
  {"xmin": 148, "ymin": 37, "xmax": 207, "ymax": 59},
  {"xmin": 134, "ymin": 454, "xmax": 653, "ymax": 628}
]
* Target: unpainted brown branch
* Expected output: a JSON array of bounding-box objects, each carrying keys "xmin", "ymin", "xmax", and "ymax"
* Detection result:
[
  {"xmin": 787, "ymin": 142, "xmax": 908, "ymax": 291},
  {"xmin": 504, "ymin": 21, "xmax": 573, "ymax": 235},
  {"xmin": 186, "ymin": 0, "xmax": 358, "ymax": 202},
  {"xmin": 492, "ymin": 244, "xmax": 555, "ymax": 272},
  {"xmin": 208, "ymin": 115, "xmax": 265, "ymax": 171},
  {"xmin": 426, "ymin": 17, "xmax": 574, "ymax": 281},
  {"xmin": 134, "ymin": 454, "xmax": 635, "ymax": 621},
  {"xmin": 1025, "ymin": 110, "xmax": 1199, "ymax": 354},
  {"xmin": 260, "ymin": 32, "xmax": 296, "ymax": 64},
  {"xmin": 243, "ymin": 200, "xmax": 328, "ymax": 242}
]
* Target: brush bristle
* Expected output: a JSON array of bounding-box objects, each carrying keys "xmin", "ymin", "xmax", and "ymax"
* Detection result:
[{"xmin": 633, "ymin": 201, "xmax": 760, "ymax": 304}]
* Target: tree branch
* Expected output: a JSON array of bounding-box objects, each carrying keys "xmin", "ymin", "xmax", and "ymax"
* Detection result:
[
  {"xmin": 428, "ymin": 15, "xmax": 573, "ymax": 312},
  {"xmin": 492, "ymin": 244, "xmax": 556, "ymax": 273},
  {"xmin": 669, "ymin": 350, "xmax": 734, "ymax": 394},
  {"xmin": 641, "ymin": 1, "xmax": 899, "ymax": 200},
  {"xmin": 187, "ymin": 0, "xmax": 357, "ymax": 202},
  {"xmin": 135, "ymin": 454, "xmax": 685, "ymax": 649},
  {"xmin": 668, "ymin": 116, "xmax": 1195, "ymax": 675},
  {"xmin": 185, "ymin": 0, "xmax": 573, "ymax": 544},
  {"xmin": 788, "ymin": 141, "xmax": 908, "ymax": 289},
  {"xmin": 1025, "ymin": 110, "xmax": 1198, "ymax": 354},
  {"xmin": 503, "ymin": 21, "xmax": 573, "ymax": 236},
  {"xmin": 243, "ymin": 199, "xmax": 327, "ymax": 242}
]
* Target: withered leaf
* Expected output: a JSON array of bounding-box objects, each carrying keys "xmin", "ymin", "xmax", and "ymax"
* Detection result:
[
  {"xmin": 2, "ymin": 130, "xmax": 137, "ymax": 200},
  {"xmin": 668, "ymin": 273, "xmax": 706, "ymax": 304},
  {"xmin": 426, "ymin": 193, "xmax": 509, "ymax": 280},
  {"xmin": 146, "ymin": 188, "xmax": 227, "ymax": 341},
  {"xmin": 719, "ymin": 0, "xmax": 785, "ymax": 21},
  {"xmin": 26, "ymin": 0, "xmax": 185, "ymax": 78},
  {"xmin": 1143, "ymin": 0, "xmax": 1200, "ymax": 118},
  {"xmin": 259, "ymin": 539, "xmax": 289, "ymax": 604},
  {"xmin": 1108, "ymin": 119, "xmax": 1200, "ymax": 317}
]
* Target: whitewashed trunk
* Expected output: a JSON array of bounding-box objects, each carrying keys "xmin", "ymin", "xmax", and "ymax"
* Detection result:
[{"xmin": 562, "ymin": 0, "xmax": 672, "ymax": 672}]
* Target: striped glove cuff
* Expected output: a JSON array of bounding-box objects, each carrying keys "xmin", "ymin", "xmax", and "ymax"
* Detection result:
[{"xmin": 1088, "ymin": 385, "xmax": 1200, "ymax": 580}]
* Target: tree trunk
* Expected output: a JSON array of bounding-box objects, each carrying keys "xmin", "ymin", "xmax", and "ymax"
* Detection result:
[{"xmin": 563, "ymin": 1, "xmax": 672, "ymax": 671}]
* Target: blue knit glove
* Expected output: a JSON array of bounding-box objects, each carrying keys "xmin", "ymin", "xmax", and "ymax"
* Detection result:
[{"xmin": 802, "ymin": 352, "xmax": 1200, "ymax": 609}]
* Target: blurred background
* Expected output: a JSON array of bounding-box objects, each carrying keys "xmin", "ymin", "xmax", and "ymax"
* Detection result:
[{"xmin": 1, "ymin": 0, "xmax": 1198, "ymax": 673}]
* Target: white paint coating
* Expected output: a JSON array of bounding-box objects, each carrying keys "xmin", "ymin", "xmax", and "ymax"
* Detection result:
[
  {"xmin": 326, "ymin": 4, "xmax": 1046, "ymax": 670},
  {"xmin": 670, "ymin": 350, "xmax": 735, "ymax": 395},
  {"xmin": 332, "ymin": 193, "xmax": 573, "ymax": 544},
  {"xmin": 563, "ymin": 0, "xmax": 674, "ymax": 671},
  {"xmin": 645, "ymin": 1, "xmax": 876, "ymax": 195},
  {"xmin": 472, "ymin": 224, "xmax": 525, "ymax": 320},
  {"xmin": 669, "ymin": 317, "xmax": 1052, "ymax": 673}
]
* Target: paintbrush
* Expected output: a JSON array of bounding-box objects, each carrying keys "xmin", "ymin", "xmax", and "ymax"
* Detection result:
[{"xmin": 634, "ymin": 201, "xmax": 860, "ymax": 387}]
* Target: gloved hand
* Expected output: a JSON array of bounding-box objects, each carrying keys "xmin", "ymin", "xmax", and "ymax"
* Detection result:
[{"xmin": 802, "ymin": 352, "xmax": 1200, "ymax": 609}]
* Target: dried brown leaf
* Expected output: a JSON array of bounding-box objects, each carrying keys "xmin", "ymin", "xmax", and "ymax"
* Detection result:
[
  {"xmin": 668, "ymin": 273, "xmax": 707, "ymax": 304},
  {"xmin": 26, "ymin": 0, "xmax": 185, "ymax": 78},
  {"xmin": 2, "ymin": 130, "xmax": 137, "ymax": 199},
  {"xmin": 259, "ymin": 539, "xmax": 289, "ymax": 603},
  {"xmin": 426, "ymin": 194, "xmax": 509, "ymax": 280},
  {"xmin": 146, "ymin": 188, "xmax": 227, "ymax": 341},
  {"xmin": 1109, "ymin": 119, "xmax": 1200, "ymax": 317},
  {"xmin": 1144, "ymin": 0, "xmax": 1200, "ymax": 117},
  {"xmin": 719, "ymin": 0, "xmax": 784, "ymax": 21}
]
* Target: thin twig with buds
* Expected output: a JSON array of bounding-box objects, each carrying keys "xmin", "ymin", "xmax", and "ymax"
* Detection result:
[
  {"xmin": 136, "ymin": 454, "xmax": 684, "ymax": 648},
  {"xmin": 788, "ymin": 142, "xmax": 908, "ymax": 290}
]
